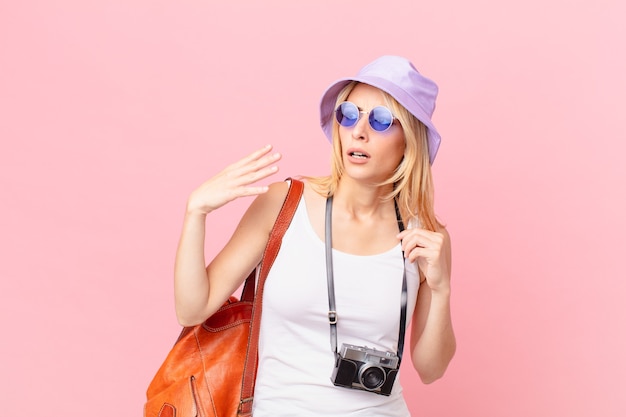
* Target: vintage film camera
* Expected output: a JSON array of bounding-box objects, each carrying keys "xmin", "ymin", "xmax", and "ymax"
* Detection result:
[{"xmin": 330, "ymin": 343, "xmax": 400, "ymax": 396}]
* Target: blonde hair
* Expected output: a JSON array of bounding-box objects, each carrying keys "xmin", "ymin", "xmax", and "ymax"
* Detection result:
[{"xmin": 306, "ymin": 81, "xmax": 442, "ymax": 232}]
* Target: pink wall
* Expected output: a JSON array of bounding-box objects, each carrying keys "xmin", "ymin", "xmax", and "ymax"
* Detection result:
[{"xmin": 1, "ymin": 1, "xmax": 624, "ymax": 416}]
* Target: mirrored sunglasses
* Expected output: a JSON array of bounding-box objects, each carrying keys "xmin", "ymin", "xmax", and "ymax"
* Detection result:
[{"xmin": 334, "ymin": 101, "xmax": 397, "ymax": 133}]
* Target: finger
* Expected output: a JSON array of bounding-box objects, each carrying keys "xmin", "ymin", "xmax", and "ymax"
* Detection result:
[
  {"xmin": 248, "ymin": 151, "xmax": 282, "ymax": 173},
  {"xmin": 400, "ymin": 233, "xmax": 429, "ymax": 253},
  {"xmin": 402, "ymin": 237, "xmax": 441, "ymax": 259},
  {"xmin": 241, "ymin": 164, "xmax": 280, "ymax": 185},
  {"xmin": 397, "ymin": 228, "xmax": 440, "ymax": 241},
  {"xmin": 233, "ymin": 151, "xmax": 282, "ymax": 180},
  {"xmin": 234, "ymin": 184, "xmax": 271, "ymax": 198},
  {"xmin": 225, "ymin": 145, "xmax": 275, "ymax": 175},
  {"xmin": 400, "ymin": 230, "xmax": 442, "ymax": 250},
  {"xmin": 220, "ymin": 152, "xmax": 281, "ymax": 191},
  {"xmin": 406, "ymin": 246, "xmax": 439, "ymax": 263},
  {"xmin": 233, "ymin": 144, "xmax": 275, "ymax": 168},
  {"xmin": 396, "ymin": 229, "xmax": 411, "ymax": 240},
  {"xmin": 234, "ymin": 162, "xmax": 282, "ymax": 196}
]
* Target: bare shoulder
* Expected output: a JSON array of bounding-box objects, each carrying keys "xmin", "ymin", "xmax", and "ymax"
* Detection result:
[
  {"xmin": 261, "ymin": 179, "xmax": 291, "ymax": 204},
  {"xmin": 242, "ymin": 179, "xmax": 292, "ymax": 233},
  {"xmin": 263, "ymin": 179, "xmax": 295, "ymax": 210}
]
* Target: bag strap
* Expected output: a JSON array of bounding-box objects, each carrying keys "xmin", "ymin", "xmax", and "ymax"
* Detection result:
[{"xmin": 238, "ymin": 177, "xmax": 304, "ymax": 416}]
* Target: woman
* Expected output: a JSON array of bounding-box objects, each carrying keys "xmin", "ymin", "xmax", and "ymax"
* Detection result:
[{"xmin": 174, "ymin": 55, "xmax": 456, "ymax": 416}]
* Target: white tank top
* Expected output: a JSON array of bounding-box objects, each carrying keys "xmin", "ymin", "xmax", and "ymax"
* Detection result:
[{"xmin": 252, "ymin": 197, "xmax": 420, "ymax": 416}]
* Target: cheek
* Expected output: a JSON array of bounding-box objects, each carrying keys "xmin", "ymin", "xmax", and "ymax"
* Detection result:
[
  {"xmin": 338, "ymin": 127, "xmax": 352, "ymax": 148},
  {"xmin": 376, "ymin": 140, "xmax": 405, "ymax": 173},
  {"xmin": 390, "ymin": 149, "xmax": 405, "ymax": 169},
  {"xmin": 388, "ymin": 134, "xmax": 406, "ymax": 164}
]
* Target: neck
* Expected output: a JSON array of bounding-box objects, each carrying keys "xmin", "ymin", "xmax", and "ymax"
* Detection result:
[{"xmin": 333, "ymin": 178, "xmax": 395, "ymax": 219}]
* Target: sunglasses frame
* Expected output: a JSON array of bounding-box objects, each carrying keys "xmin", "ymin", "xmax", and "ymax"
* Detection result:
[{"xmin": 334, "ymin": 101, "xmax": 398, "ymax": 133}]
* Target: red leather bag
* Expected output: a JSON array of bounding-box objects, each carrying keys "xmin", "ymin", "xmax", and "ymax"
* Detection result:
[{"xmin": 144, "ymin": 179, "xmax": 303, "ymax": 417}]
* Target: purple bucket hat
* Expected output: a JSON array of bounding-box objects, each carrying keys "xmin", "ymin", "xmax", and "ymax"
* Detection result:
[{"xmin": 319, "ymin": 55, "xmax": 442, "ymax": 164}]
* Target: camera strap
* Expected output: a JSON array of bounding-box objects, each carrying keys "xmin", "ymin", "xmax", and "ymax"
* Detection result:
[{"xmin": 325, "ymin": 196, "xmax": 408, "ymax": 363}]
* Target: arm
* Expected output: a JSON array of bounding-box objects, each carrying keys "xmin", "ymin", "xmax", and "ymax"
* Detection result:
[
  {"xmin": 398, "ymin": 227, "xmax": 456, "ymax": 383},
  {"xmin": 174, "ymin": 145, "xmax": 285, "ymax": 326}
]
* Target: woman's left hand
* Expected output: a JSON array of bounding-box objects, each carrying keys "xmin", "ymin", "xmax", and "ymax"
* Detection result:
[{"xmin": 397, "ymin": 228, "xmax": 451, "ymax": 293}]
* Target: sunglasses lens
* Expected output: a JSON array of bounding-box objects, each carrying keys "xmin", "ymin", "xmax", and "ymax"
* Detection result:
[
  {"xmin": 369, "ymin": 106, "xmax": 394, "ymax": 132},
  {"xmin": 335, "ymin": 102, "xmax": 359, "ymax": 127}
]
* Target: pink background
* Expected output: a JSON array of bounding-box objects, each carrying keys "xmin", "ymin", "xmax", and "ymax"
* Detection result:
[{"xmin": 1, "ymin": 1, "xmax": 625, "ymax": 416}]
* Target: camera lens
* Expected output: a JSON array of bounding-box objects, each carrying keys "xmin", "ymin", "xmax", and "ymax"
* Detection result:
[{"xmin": 359, "ymin": 365, "xmax": 386, "ymax": 390}]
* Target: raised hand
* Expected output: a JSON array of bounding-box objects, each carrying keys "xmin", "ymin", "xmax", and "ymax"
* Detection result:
[
  {"xmin": 397, "ymin": 228, "xmax": 451, "ymax": 293},
  {"xmin": 186, "ymin": 144, "xmax": 282, "ymax": 215}
]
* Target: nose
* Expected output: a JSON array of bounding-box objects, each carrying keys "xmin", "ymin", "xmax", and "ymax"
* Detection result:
[{"xmin": 351, "ymin": 112, "xmax": 369, "ymax": 141}]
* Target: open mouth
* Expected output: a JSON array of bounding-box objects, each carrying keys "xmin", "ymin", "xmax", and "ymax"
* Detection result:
[{"xmin": 349, "ymin": 151, "xmax": 369, "ymax": 159}]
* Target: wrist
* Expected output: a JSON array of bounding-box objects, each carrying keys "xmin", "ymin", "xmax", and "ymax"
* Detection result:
[
  {"xmin": 185, "ymin": 206, "xmax": 210, "ymax": 217},
  {"xmin": 429, "ymin": 284, "xmax": 451, "ymax": 298},
  {"xmin": 183, "ymin": 208, "xmax": 209, "ymax": 227},
  {"xmin": 185, "ymin": 198, "xmax": 212, "ymax": 217}
]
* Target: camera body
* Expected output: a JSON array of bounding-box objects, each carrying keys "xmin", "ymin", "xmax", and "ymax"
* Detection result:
[{"xmin": 330, "ymin": 343, "xmax": 400, "ymax": 396}]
